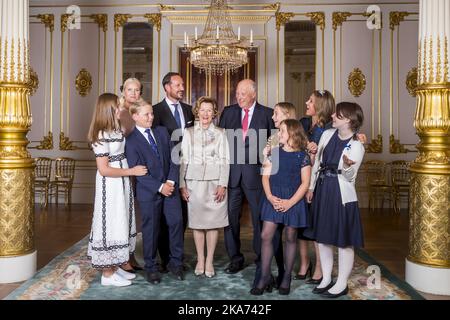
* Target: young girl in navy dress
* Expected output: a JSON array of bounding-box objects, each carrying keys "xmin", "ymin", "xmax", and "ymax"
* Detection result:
[
  {"xmin": 304, "ymin": 102, "xmax": 365, "ymax": 298},
  {"xmin": 251, "ymin": 119, "xmax": 311, "ymax": 295}
]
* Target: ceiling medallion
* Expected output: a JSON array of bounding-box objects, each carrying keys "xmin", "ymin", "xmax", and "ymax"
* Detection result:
[{"xmin": 348, "ymin": 68, "xmax": 366, "ymax": 97}]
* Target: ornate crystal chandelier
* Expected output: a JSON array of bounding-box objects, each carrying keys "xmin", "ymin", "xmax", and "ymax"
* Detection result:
[{"xmin": 184, "ymin": 0, "xmax": 254, "ymax": 76}]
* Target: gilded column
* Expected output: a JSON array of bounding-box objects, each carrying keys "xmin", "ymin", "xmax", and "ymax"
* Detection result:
[
  {"xmin": 406, "ymin": 0, "xmax": 450, "ymax": 295},
  {"xmin": 0, "ymin": 0, "xmax": 36, "ymax": 283}
]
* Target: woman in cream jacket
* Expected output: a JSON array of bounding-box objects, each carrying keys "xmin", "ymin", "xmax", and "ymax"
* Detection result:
[{"xmin": 179, "ymin": 96, "xmax": 230, "ymax": 278}]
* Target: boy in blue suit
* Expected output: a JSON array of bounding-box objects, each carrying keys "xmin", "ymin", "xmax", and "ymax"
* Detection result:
[{"xmin": 125, "ymin": 101, "xmax": 184, "ymax": 284}]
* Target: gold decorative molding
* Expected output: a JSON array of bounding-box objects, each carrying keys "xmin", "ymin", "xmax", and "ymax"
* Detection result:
[
  {"xmin": 406, "ymin": 67, "xmax": 418, "ymax": 97},
  {"xmin": 59, "ymin": 131, "xmax": 77, "ymax": 150},
  {"xmin": 366, "ymin": 134, "xmax": 383, "ymax": 153},
  {"xmin": 263, "ymin": 3, "xmax": 280, "ymax": 11},
  {"xmin": 36, "ymin": 132, "xmax": 54, "ymax": 150},
  {"xmin": 144, "ymin": 13, "xmax": 162, "ymax": 32},
  {"xmin": 61, "ymin": 13, "xmax": 71, "ymax": 33},
  {"xmin": 114, "ymin": 13, "xmax": 132, "ymax": 32},
  {"xmin": 90, "ymin": 14, "xmax": 108, "ymax": 32},
  {"xmin": 348, "ymin": 68, "xmax": 366, "ymax": 97},
  {"xmin": 36, "ymin": 14, "xmax": 54, "ymax": 32},
  {"xmin": 75, "ymin": 68, "xmax": 92, "ymax": 97},
  {"xmin": 275, "ymin": 12, "xmax": 294, "ymax": 31},
  {"xmin": 332, "ymin": 12, "xmax": 351, "ymax": 31},
  {"xmin": 409, "ymin": 173, "xmax": 450, "ymax": 267},
  {"xmin": 27, "ymin": 67, "xmax": 39, "ymax": 95},
  {"xmin": 166, "ymin": 15, "xmax": 271, "ymax": 24},
  {"xmin": 389, "ymin": 11, "xmax": 410, "ymax": 30},
  {"xmin": 390, "ymin": 134, "xmax": 413, "ymax": 153},
  {"xmin": 306, "ymin": 12, "xmax": 325, "ymax": 30},
  {"xmin": 159, "ymin": 4, "xmax": 175, "ymax": 11}
]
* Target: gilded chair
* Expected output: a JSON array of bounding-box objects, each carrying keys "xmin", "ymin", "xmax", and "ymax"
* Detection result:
[
  {"xmin": 50, "ymin": 157, "xmax": 76, "ymax": 206},
  {"xmin": 391, "ymin": 160, "xmax": 411, "ymax": 213},
  {"xmin": 34, "ymin": 157, "xmax": 53, "ymax": 207},
  {"xmin": 365, "ymin": 160, "xmax": 395, "ymax": 211}
]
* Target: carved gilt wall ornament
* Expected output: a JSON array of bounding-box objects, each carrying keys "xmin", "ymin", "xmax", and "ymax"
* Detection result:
[
  {"xmin": 61, "ymin": 13, "xmax": 71, "ymax": 33},
  {"xmin": 389, "ymin": 11, "xmax": 410, "ymax": 30},
  {"xmin": 263, "ymin": 3, "xmax": 280, "ymax": 11},
  {"xmin": 366, "ymin": 135, "xmax": 383, "ymax": 153},
  {"xmin": 332, "ymin": 12, "xmax": 351, "ymax": 30},
  {"xmin": 114, "ymin": 14, "xmax": 132, "ymax": 32},
  {"xmin": 37, "ymin": 14, "xmax": 54, "ymax": 32},
  {"xmin": 306, "ymin": 12, "xmax": 325, "ymax": 30},
  {"xmin": 59, "ymin": 132, "xmax": 76, "ymax": 150},
  {"xmin": 27, "ymin": 68, "xmax": 39, "ymax": 95},
  {"xmin": 348, "ymin": 68, "xmax": 366, "ymax": 97},
  {"xmin": 389, "ymin": 134, "xmax": 413, "ymax": 153},
  {"xmin": 36, "ymin": 132, "xmax": 54, "ymax": 150},
  {"xmin": 275, "ymin": 12, "xmax": 294, "ymax": 30},
  {"xmin": 90, "ymin": 14, "xmax": 108, "ymax": 32},
  {"xmin": 75, "ymin": 68, "xmax": 92, "ymax": 97},
  {"xmin": 406, "ymin": 67, "xmax": 418, "ymax": 97},
  {"xmin": 144, "ymin": 13, "xmax": 162, "ymax": 32},
  {"xmin": 159, "ymin": 4, "xmax": 175, "ymax": 11}
]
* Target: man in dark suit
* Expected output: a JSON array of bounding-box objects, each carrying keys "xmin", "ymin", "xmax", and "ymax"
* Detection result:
[
  {"xmin": 125, "ymin": 102, "xmax": 185, "ymax": 283},
  {"xmin": 152, "ymin": 72, "xmax": 194, "ymax": 273},
  {"xmin": 219, "ymin": 79, "xmax": 284, "ymax": 289}
]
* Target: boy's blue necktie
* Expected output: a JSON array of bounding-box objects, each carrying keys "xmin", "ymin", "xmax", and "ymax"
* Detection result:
[{"xmin": 144, "ymin": 128, "xmax": 160, "ymax": 159}]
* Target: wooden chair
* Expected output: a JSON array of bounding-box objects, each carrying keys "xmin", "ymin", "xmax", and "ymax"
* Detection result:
[
  {"xmin": 34, "ymin": 157, "xmax": 53, "ymax": 207},
  {"xmin": 391, "ymin": 160, "xmax": 411, "ymax": 213},
  {"xmin": 365, "ymin": 160, "xmax": 395, "ymax": 211},
  {"xmin": 50, "ymin": 157, "xmax": 76, "ymax": 206}
]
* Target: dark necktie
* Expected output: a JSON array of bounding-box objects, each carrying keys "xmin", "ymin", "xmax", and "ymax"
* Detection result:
[
  {"xmin": 144, "ymin": 128, "xmax": 160, "ymax": 159},
  {"xmin": 172, "ymin": 103, "xmax": 182, "ymax": 129}
]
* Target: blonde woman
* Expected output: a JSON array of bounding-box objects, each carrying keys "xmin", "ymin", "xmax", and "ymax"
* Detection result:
[
  {"xmin": 118, "ymin": 77, "xmax": 144, "ymax": 137},
  {"xmin": 179, "ymin": 96, "xmax": 230, "ymax": 278}
]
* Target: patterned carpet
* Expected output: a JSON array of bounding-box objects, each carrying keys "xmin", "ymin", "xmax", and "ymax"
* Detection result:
[{"xmin": 4, "ymin": 233, "xmax": 423, "ymax": 300}]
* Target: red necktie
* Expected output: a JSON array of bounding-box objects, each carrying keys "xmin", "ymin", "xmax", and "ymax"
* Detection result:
[{"xmin": 242, "ymin": 109, "xmax": 249, "ymax": 141}]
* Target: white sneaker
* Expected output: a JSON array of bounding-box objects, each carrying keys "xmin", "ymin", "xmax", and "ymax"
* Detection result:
[
  {"xmin": 116, "ymin": 267, "xmax": 137, "ymax": 280},
  {"xmin": 101, "ymin": 272, "xmax": 132, "ymax": 287}
]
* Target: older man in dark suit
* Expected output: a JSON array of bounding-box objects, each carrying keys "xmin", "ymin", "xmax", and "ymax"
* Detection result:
[
  {"xmin": 219, "ymin": 79, "xmax": 284, "ymax": 290},
  {"xmin": 152, "ymin": 72, "xmax": 194, "ymax": 273}
]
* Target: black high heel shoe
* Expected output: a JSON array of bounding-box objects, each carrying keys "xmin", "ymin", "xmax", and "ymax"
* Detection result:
[
  {"xmin": 293, "ymin": 262, "xmax": 312, "ymax": 280},
  {"xmin": 306, "ymin": 276, "xmax": 323, "ymax": 285},
  {"xmin": 250, "ymin": 277, "xmax": 274, "ymax": 296}
]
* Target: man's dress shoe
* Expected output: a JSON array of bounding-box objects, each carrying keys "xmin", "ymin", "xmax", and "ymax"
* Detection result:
[{"xmin": 146, "ymin": 271, "xmax": 161, "ymax": 285}]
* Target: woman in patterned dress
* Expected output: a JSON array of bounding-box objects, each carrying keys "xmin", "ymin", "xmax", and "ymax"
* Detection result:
[{"xmin": 87, "ymin": 93, "xmax": 147, "ymax": 287}]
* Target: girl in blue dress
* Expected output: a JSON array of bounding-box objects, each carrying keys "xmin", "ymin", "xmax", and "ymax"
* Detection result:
[
  {"xmin": 251, "ymin": 119, "xmax": 311, "ymax": 295},
  {"xmin": 304, "ymin": 102, "xmax": 365, "ymax": 298}
]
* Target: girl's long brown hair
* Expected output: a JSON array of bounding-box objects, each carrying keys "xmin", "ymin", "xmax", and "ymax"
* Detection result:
[
  {"xmin": 87, "ymin": 93, "xmax": 120, "ymax": 145},
  {"xmin": 312, "ymin": 90, "xmax": 335, "ymax": 127},
  {"xmin": 281, "ymin": 119, "xmax": 308, "ymax": 151}
]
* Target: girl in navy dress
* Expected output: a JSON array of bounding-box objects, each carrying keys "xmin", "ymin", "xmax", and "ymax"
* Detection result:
[
  {"xmin": 251, "ymin": 119, "xmax": 311, "ymax": 295},
  {"xmin": 304, "ymin": 102, "xmax": 365, "ymax": 298}
]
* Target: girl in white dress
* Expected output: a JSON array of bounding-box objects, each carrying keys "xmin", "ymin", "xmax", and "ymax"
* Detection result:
[{"xmin": 87, "ymin": 93, "xmax": 147, "ymax": 287}]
